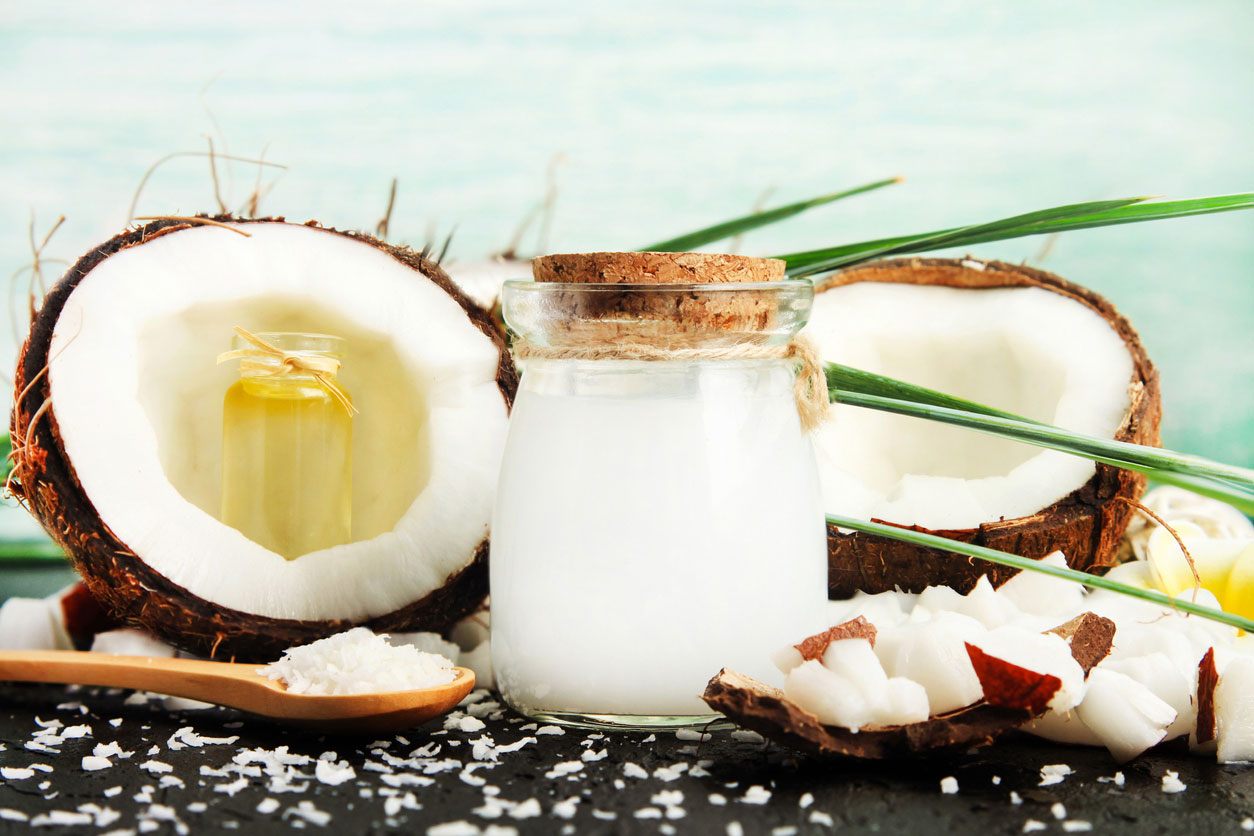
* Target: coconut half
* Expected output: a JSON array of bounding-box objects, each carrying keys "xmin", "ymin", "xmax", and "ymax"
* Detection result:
[
  {"xmin": 10, "ymin": 218, "xmax": 516, "ymax": 660},
  {"xmin": 806, "ymin": 258, "xmax": 1160, "ymax": 596}
]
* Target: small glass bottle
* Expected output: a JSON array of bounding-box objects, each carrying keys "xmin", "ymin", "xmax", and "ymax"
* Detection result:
[
  {"xmin": 220, "ymin": 332, "xmax": 353, "ymax": 560},
  {"xmin": 491, "ymin": 253, "xmax": 829, "ymax": 730}
]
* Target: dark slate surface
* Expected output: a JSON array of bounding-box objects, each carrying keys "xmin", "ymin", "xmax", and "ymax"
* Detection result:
[{"xmin": 0, "ymin": 682, "xmax": 1251, "ymax": 835}]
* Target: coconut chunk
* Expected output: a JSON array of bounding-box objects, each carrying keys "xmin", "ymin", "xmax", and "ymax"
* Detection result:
[
  {"xmin": 878, "ymin": 677, "xmax": 930, "ymax": 726},
  {"xmin": 1047, "ymin": 613, "xmax": 1116, "ymax": 674},
  {"xmin": 967, "ymin": 628, "xmax": 1084, "ymax": 712},
  {"xmin": 1103, "ymin": 654, "xmax": 1195, "ymax": 740},
  {"xmin": 1023, "ymin": 709, "xmax": 1103, "ymax": 747},
  {"xmin": 1074, "ymin": 669, "xmax": 1176, "ymax": 762},
  {"xmin": 996, "ymin": 552, "xmax": 1085, "ymax": 619},
  {"xmin": 90, "ymin": 630, "xmax": 177, "ymax": 657},
  {"xmin": 0, "ymin": 598, "xmax": 69, "ymax": 651},
  {"xmin": 875, "ymin": 613, "xmax": 985, "ymax": 714},
  {"xmin": 1215, "ymin": 655, "xmax": 1254, "ymax": 763},
  {"xmin": 784, "ymin": 660, "xmax": 872, "ymax": 731},
  {"xmin": 820, "ymin": 639, "xmax": 889, "ymax": 706},
  {"xmin": 1099, "ymin": 560, "xmax": 1156, "ymax": 590},
  {"xmin": 825, "ymin": 592, "xmax": 913, "ymax": 633},
  {"xmin": 913, "ymin": 585, "xmax": 967, "ymax": 618},
  {"xmin": 954, "ymin": 576, "xmax": 1020, "ymax": 629}
]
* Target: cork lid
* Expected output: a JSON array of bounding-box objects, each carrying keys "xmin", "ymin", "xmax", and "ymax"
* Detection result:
[
  {"xmin": 518, "ymin": 252, "xmax": 799, "ymax": 346},
  {"xmin": 532, "ymin": 252, "xmax": 786, "ymax": 285}
]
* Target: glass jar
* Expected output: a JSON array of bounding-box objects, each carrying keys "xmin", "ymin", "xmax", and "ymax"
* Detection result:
[
  {"xmin": 220, "ymin": 332, "xmax": 353, "ymax": 560},
  {"xmin": 491, "ymin": 279, "xmax": 828, "ymax": 730}
]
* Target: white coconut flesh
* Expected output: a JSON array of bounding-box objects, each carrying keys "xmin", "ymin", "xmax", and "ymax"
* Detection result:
[
  {"xmin": 444, "ymin": 258, "xmax": 530, "ymax": 311},
  {"xmin": 45, "ymin": 222, "xmax": 509, "ymax": 622},
  {"xmin": 805, "ymin": 282, "xmax": 1136, "ymax": 530}
]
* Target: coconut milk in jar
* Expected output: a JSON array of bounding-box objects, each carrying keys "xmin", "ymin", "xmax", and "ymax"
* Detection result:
[{"xmin": 491, "ymin": 252, "xmax": 829, "ymax": 730}]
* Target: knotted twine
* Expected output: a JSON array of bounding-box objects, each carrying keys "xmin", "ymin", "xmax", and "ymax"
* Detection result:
[
  {"xmin": 217, "ymin": 327, "xmax": 358, "ymax": 416},
  {"xmin": 512, "ymin": 335, "xmax": 831, "ymax": 432}
]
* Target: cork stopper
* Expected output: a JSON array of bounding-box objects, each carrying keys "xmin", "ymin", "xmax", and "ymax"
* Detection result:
[
  {"xmin": 527, "ymin": 252, "xmax": 790, "ymax": 345},
  {"xmin": 532, "ymin": 252, "xmax": 786, "ymax": 285}
]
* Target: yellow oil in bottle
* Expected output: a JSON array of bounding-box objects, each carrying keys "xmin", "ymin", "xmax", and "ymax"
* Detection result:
[{"xmin": 220, "ymin": 332, "xmax": 353, "ymax": 560}]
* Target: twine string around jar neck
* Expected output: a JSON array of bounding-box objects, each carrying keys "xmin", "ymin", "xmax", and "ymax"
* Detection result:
[
  {"xmin": 511, "ymin": 335, "xmax": 831, "ymax": 432},
  {"xmin": 217, "ymin": 326, "xmax": 358, "ymax": 416}
]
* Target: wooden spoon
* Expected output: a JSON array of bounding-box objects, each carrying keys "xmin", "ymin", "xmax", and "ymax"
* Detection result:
[{"xmin": 0, "ymin": 650, "xmax": 475, "ymax": 734}]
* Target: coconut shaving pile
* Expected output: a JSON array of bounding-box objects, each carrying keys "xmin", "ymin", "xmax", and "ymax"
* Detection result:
[{"xmin": 259, "ymin": 628, "xmax": 456, "ymax": 695}]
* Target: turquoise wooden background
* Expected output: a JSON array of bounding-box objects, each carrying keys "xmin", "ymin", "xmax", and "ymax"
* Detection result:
[{"xmin": 0, "ymin": 1, "xmax": 1250, "ymax": 573}]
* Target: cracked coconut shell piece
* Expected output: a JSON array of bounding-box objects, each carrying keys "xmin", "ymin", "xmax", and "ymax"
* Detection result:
[
  {"xmin": 817, "ymin": 257, "xmax": 1160, "ymax": 597},
  {"xmin": 10, "ymin": 217, "xmax": 516, "ymax": 661},
  {"xmin": 703, "ymin": 611, "xmax": 1114, "ymax": 759}
]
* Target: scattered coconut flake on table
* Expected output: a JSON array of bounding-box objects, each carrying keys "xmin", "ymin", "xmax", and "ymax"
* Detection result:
[
  {"xmin": 80, "ymin": 755, "xmax": 112, "ymax": 771},
  {"xmin": 259, "ymin": 627, "xmax": 455, "ymax": 695},
  {"xmin": 1161, "ymin": 771, "xmax": 1187, "ymax": 793},
  {"xmin": 623, "ymin": 762, "xmax": 648, "ymax": 779},
  {"xmin": 315, "ymin": 759, "xmax": 356, "ymax": 786},
  {"xmin": 1039, "ymin": 764, "xmax": 1073, "ymax": 786}
]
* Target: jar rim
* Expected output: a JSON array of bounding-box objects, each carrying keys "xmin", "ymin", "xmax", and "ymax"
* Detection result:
[
  {"xmin": 230, "ymin": 331, "xmax": 346, "ymax": 358},
  {"xmin": 502, "ymin": 280, "xmax": 814, "ymax": 348},
  {"xmin": 502, "ymin": 279, "xmax": 813, "ymax": 294}
]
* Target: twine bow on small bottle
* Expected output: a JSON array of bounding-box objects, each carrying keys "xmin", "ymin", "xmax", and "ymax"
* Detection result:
[{"xmin": 217, "ymin": 327, "xmax": 359, "ymax": 416}]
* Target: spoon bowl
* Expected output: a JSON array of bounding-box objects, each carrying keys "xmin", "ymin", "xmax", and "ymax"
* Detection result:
[{"xmin": 0, "ymin": 650, "xmax": 475, "ymax": 734}]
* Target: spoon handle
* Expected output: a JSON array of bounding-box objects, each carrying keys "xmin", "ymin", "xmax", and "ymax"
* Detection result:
[{"xmin": 0, "ymin": 649, "xmax": 265, "ymax": 705}]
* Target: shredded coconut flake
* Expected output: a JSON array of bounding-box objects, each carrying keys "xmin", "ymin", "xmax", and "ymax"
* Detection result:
[
  {"xmin": 623, "ymin": 762, "xmax": 648, "ymax": 779},
  {"xmin": 283, "ymin": 800, "xmax": 332, "ymax": 827},
  {"xmin": 545, "ymin": 761, "xmax": 583, "ymax": 779},
  {"xmin": 314, "ymin": 759, "xmax": 356, "ymax": 786},
  {"xmin": 260, "ymin": 627, "xmax": 455, "ymax": 695},
  {"xmin": 1162, "ymin": 770, "xmax": 1187, "ymax": 794},
  {"xmin": 552, "ymin": 797, "xmax": 580, "ymax": 819},
  {"xmin": 1040, "ymin": 764, "xmax": 1073, "ymax": 786}
]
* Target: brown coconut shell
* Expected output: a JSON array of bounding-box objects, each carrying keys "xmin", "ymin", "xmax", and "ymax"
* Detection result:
[
  {"xmin": 9, "ymin": 216, "xmax": 517, "ymax": 661},
  {"xmin": 1195, "ymin": 647, "xmax": 1218, "ymax": 745},
  {"xmin": 703, "ymin": 667, "xmax": 1034, "ymax": 759},
  {"xmin": 821, "ymin": 257, "xmax": 1160, "ymax": 597},
  {"xmin": 702, "ymin": 612, "xmax": 1113, "ymax": 760}
]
